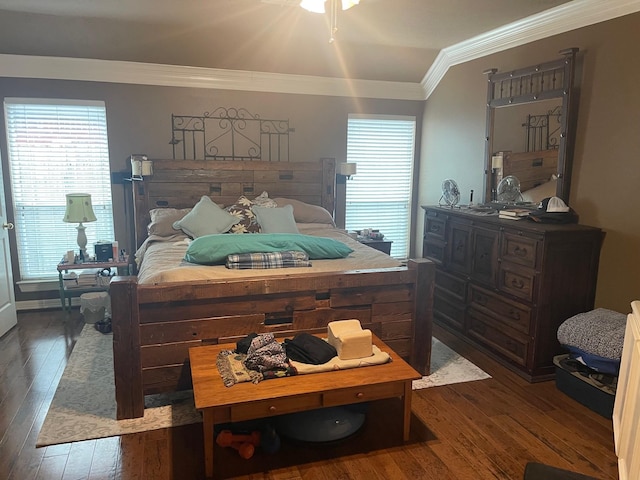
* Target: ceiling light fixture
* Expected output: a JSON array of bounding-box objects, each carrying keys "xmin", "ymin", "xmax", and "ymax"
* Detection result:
[{"xmin": 300, "ymin": 0, "xmax": 360, "ymax": 43}]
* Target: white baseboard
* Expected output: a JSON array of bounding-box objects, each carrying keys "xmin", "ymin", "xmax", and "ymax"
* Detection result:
[{"xmin": 17, "ymin": 298, "xmax": 78, "ymax": 311}]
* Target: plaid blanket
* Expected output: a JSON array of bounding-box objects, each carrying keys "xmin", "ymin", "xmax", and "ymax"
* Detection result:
[{"xmin": 225, "ymin": 250, "xmax": 311, "ymax": 269}]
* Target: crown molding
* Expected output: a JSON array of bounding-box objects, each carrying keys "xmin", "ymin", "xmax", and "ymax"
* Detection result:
[
  {"xmin": 0, "ymin": 54, "xmax": 426, "ymax": 101},
  {"xmin": 1, "ymin": 0, "xmax": 639, "ymax": 101},
  {"xmin": 421, "ymin": 0, "xmax": 640, "ymax": 99}
]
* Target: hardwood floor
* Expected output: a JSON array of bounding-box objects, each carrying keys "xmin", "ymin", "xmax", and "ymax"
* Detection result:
[{"xmin": 0, "ymin": 309, "xmax": 619, "ymax": 480}]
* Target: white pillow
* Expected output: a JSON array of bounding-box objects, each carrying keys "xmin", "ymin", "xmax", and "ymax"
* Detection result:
[
  {"xmin": 252, "ymin": 204, "xmax": 300, "ymax": 234},
  {"xmin": 173, "ymin": 196, "xmax": 239, "ymax": 238}
]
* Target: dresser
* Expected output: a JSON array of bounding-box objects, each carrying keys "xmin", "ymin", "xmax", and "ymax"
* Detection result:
[{"xmin": 422, "ymin": 206, "xmax": 604, "ymax": 381}]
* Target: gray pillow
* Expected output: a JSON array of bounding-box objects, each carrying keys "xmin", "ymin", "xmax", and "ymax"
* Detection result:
[
  {"xmin": 173, "ymin": 196, "xmax": 239, "ymax": 238},
  {"xmin": 274, "ymin": 197, "xmax": 335, "ymax": 225},
  {"xmin": 148, "ymin": 207, "xmax": 191, "ymax": 237},
  {"xmin": 252, "ymin": 204, "xmax": 300, "ymax": 234}
]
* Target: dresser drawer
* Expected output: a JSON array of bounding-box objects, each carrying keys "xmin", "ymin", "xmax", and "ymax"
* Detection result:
[
  {"xmin": 435, "ymin": 269, "xmax": 466, "ymax": 301},
  {"xmin": 468, "ymin": 284, "xmax": 532, "ymax": 334},
  {"xmin": 324, "ymin": 382, "xmax": 405, "ymax": 407},
  {"xmin": 424, "ymin": 212, "xmax": 447, "ymax": 241},
  {"xmin": 434, "ymin": 290, "xmax": 465, "ymax": 331},
  {"xmin": 424, "ymin": 240, "xmax": 446, "ymax": 265},
  {"xmin": 501, "ymin": 232, "xmax": 539, "ymax": 269},
  {"xmin": 498, "ymin": 264, "xmax": 536, "ymax": 302},
  {"xmin": 467, "ymin": 309, "xmax": 530, "ymax": 367},
  {"xmin": 231, "ymin": 394, "xmax": 322, "ymax": 421}
]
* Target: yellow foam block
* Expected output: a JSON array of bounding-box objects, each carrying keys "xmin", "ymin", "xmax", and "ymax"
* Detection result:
[
  {"xmin": 327, "ymin": 319, "xmax": 373, "ymax": 360},
  {"xmin": 328, "ymin": 319, "xmax": 362, "ymax": 346}
]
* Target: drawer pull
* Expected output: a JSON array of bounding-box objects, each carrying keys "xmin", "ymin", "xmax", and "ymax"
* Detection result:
[
  {"xmin": 510, "ymin": 278, "xmax": 525, "ymax": 289},
  {"xmin": 431, "ymin": 224, "xmax": 441, "ymax": 233},
  {"xmin": 356, "ymin": 392, "xmax": 364, "ymax": 399},
  {"xmin": 513, "ymin": 246, "xmax": 528, "ymax": 257},
  {"xmin": 508, "ymin": 309, "xmax": 521, "ymax": 320},
  {"xmin": 269, "ymin": 406, "xmax": 277, "ymax": 413},
  {"xmin": 455, "ymin": 241, "xmax": 465, "ymax": 252}
]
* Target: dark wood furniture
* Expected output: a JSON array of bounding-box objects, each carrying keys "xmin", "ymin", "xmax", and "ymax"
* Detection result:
[
  {"xmin": 110, "ymin": 158, "xmax": 435, "ymax": 420},
  {"xmin": 422, "ymin": 206, "xmax": 603, "ymax": 382},
  {"xmin": 190, "ymin": 334, "xmax": 420, "ymax": 478},
  {"xmin": 358, "ymin": 238, "xmax": 393, "ymax": 255}
]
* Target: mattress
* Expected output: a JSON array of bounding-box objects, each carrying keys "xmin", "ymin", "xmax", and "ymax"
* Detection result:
[{"xmin": 135, "ymin": 224, "xmax": 401, "ymax": 285}]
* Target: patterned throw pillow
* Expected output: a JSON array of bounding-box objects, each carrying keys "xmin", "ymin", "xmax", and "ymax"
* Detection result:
[{"xmin": 225, "ymin": 191, "xmax": 277, "ymax": 233}]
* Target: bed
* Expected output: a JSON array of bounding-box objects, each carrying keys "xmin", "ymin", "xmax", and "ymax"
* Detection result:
[{"xmin": 110, "ymin": 157, "xmax": 434, "ymax": 419}]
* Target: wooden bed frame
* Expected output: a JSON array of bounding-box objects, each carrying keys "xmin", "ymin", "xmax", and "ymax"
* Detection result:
[{"xmin": 110, "ymin": 158, "xmax": 434, "ymax": 419}]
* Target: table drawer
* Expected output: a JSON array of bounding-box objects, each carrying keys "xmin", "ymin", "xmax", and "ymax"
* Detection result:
[
  {"xmin": 231, "ymin": 394, "xmax": 322, "ymax": 422},
  {"xmin": 468, "ymin": 284, "xmax": 532, "ymax": 334},
  {"xmin": 323, "ymin": 382, "xmax": 405, "ymax": 407}
]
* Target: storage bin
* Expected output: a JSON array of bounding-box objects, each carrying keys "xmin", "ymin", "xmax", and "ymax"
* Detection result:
[{"xmin": 554, "ymin": 354, "xmax": 616, "ymax": 419}]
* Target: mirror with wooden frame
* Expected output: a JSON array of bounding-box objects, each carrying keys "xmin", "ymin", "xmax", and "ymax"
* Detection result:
[{"xmin": 483, "ymin": 48, "xmax": 579, "ymax": 205}]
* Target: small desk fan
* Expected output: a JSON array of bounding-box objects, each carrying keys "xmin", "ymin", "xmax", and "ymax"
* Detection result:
[
  {"xmin": 496, "ymin": 175, "xmax": 522, "ymax": 203},
  {"xmin": 440, "ymin": 179, "xmax": 460, "ymax": 207}
]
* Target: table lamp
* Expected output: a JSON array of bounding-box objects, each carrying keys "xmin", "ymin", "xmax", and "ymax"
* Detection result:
[{"xmin": 63, "ymin": 193, "xmax": 97, "ymax": 261}]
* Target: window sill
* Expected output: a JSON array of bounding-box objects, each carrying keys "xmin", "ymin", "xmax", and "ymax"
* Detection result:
[{"xmin": 17, "ymin": 279, "xmax": 58, "ymax": 293}]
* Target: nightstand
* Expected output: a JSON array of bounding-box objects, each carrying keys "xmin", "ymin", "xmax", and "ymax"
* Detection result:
[
  {"xmin": 57, "ymin": 258, "xmax": 130, "ymax": 311},
  {"xmin": 358, "ymin": 238, "xmax": 393, "ymax": 255}
]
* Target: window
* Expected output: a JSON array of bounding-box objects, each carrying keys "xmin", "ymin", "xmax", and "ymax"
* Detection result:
[
  {"xmin": 345, "ymin": 115, "xmax": 416, "ymax": 260},
  {"xmin": 4, "ymin": 99, "xmax": 114, "ymax": 280}
]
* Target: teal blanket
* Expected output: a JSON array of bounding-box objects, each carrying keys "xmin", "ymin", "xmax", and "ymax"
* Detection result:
[{"xmin": 185, "ymin": 233, "xmax": 353, "ymax": 265}]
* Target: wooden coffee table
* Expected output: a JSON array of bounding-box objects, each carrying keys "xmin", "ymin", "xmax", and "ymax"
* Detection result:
[{"xmin": 189, "ymin": 334, "xmax": 421, "ymax": 478}]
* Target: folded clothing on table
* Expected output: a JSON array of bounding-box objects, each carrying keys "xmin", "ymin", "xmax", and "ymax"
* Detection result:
[{"xmin": 225, "ymin": 250, "xmax": 311, "ymax": 269}]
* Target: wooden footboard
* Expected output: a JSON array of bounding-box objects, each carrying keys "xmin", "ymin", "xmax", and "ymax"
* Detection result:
[{"xmin": 111, "ymin": 258, "xmax": 434, "ymax": 419}]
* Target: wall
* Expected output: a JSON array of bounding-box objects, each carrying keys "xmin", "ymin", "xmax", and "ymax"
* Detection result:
[
  {"xmin": 418, "ymin": 12, "xmax": 640, "ymax": 313},
  {"xmin": 0, "ymin": 77, "xmax": 423, "ymax": 303}
]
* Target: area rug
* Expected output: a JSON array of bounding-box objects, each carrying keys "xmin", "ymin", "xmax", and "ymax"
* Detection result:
[
  {"xmin": 37, "ymin": 327, "xmax": 489, "ymax": 446},
  {"xmin": 36, "ymin": 326, "xmax": 202, "ymax": 447},
  {"xmin": 412, "ymin": 338, "xmax": 491, "ymax": 389}
]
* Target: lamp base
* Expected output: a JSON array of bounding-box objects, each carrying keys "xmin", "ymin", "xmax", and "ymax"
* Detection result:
[{"xmin": 76, "ymin": 223, "xmax": 88, "ymax": 261}]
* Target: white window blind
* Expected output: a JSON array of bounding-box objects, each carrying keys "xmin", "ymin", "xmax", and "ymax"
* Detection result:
[
  {"xmin": 345, "ymin": 115, "xmax": 415, "ymax": 260},
  {"xmin": 4, "ymin": 99, "xmax": 114, "ymax": 280}
]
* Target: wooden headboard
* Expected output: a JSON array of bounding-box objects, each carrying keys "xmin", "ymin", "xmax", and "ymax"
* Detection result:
[
  {"xmin": 131, "ymin": 158, "xmax": 336, "ymax": 249},
  {"xmin": 503, "ymin": 149, "xmax": 558, "ymax": 193}
]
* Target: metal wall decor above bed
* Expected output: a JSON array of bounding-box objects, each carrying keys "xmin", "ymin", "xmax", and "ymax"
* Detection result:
[
  {"xmin": 170, "ymin": 106, "xmax": 293, "ymax": 161},
  {"xmin": 523, "ymin": 105, "xmax": 562, "ymax": 153}
]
